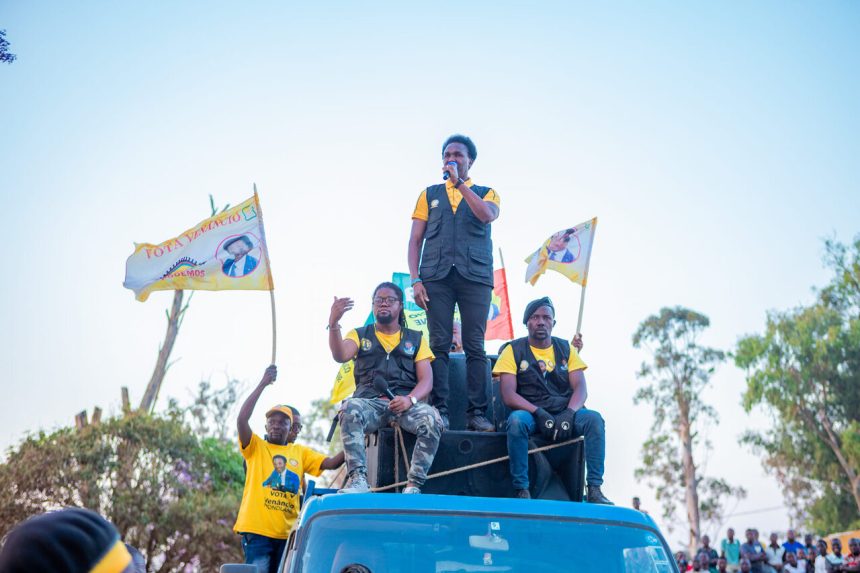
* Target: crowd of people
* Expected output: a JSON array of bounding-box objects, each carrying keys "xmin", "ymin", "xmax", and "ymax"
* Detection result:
[{"xmin": 674, "ymin": 528, "xmax": 860, "ymax": 573}]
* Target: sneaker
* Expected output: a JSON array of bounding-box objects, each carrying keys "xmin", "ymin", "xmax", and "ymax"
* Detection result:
[
  {"xmin": 514, "ymin": 489, "xmax": 531, "ymax": 499},
  {"xmin": 467, "ymin": 415, "xmax": 494, "ymax": 432},
  {"xmin": 402, "ymin": 485, "xmax": 421, "ymax": 494},
  {"xmin": 339, "ymin": 470, "xmax": 370, "ymax": 494},
  {"xmin": 586, "ymin": 485, "xmax": 614, "ymax": 505}
]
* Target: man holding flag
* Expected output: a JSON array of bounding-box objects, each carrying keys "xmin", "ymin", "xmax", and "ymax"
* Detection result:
[{"xmin": 407, "ymin": 134, "xmax": 500, "ymax": 432}]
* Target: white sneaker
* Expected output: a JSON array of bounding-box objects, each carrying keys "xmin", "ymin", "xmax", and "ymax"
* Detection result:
[
  {"xmin": 339, "ymin": 471, "xmax": 370, "ymax": 494},
  {"xmin": 402, "ymin": 486, "xmax": 421, "ymax": 494}
]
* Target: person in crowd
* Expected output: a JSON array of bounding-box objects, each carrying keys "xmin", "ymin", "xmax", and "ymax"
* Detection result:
[
  {"xmin": 767, "ymin": 532, "xmax": 786, "ymax": 572},
  {"xmin": 329, "ymin": 282, "xmax": 442, "ymax": 494},
  {"xmin": 633, "ymin": 496, "xmax": 649, "ymax": 514},
  {"xmin": 742, "ymin": 528, "xmax": 769, "ymax": 573},
  {"xmin": 724, "ymin": 528, "xmax": 743, "ymax": 573},
  {"xmin": 718, "ymin": 558, "xmax": 729, "ymax": 573},
  {"xmin": 0, "ymin": 507, "xmax": 134, "ymax": 573},
  {"xmin": 286, "ymin": 406, "xmax": 302, "ymax": 443},
  {"xmin": 407, "ymin": 133, "xmax": 500, "ymax": 432},
  {"xmin": 698, "ymin": 535, "xmax": 720, "ymax": 573},
  {"xmin": 741, "ymin": 559, "xmax": 753, "ymax": 573},
  {"xmin": 806, "ymin": 535, "xmax": 817, "ymax": 555},
  {"xmin": 843, "ymin": 539, "xmax": 860, "ymax": 572},
  {"xmin": 677, "ymin": 551, "xmax": 691, "ymax": 572},
  {"xmin": 784, "ymin": 552, "xmax": 804, "ymax": 573},
  {"xmin": 828, "ymin": 538, "xmax": 845, "ymax": 572},
  {"xmin": 784, "ymin": 530, "xmax": 805, "ymax": 555},
  {"xmin": 803, "ymin": 547, "xmax": 817, "ymax": 573},
  {"xmin": 692, "ymin": 554, "xmax": 708, "ymax": 572},
  {"xmin": 494, "ymin": 297, "xmax": 612, "ymax": 503},
  {"xmin": 815, "ymin": 540, "xmax": 829, "ymax": 573},
  {"xmin": 233, "ymin": 366, "xmax": 344, "ymax": 573}
]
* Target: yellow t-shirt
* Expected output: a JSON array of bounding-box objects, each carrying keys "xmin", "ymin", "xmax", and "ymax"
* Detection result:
[
  {"xmin": 411, "ymin": 179, "xmax": 501, "ymax": 221},
  {"xmin": 492, "ymin": 342, "xmax": 587, "ymax": 376},
  {"xmin": 233, "ymin": 433, "xmax": 326, "ymax": 539},
  {"xmin": 346, "ymin": 328, "xmax": 434, "ymax": 362}
]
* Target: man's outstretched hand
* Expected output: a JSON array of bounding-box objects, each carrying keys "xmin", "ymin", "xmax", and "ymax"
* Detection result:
[
  {"xmin": 573, "ymin": 333, "xmax": 583, "ymax": 352},
  {"xmin": 329, "ymin": 296, "xmax": 354, "ymax": 326}
]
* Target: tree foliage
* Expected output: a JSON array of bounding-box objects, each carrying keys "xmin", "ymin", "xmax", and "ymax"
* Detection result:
[
  {"xmin": 0, "ymin": 30, "xmax": 15, "ymax": 64},
  {"xmin": 0, "ymin": 379, "xmax": 247, "ymax": 572},
  {"xmin": 633, "ymin": 307, "xmax": 745, "ymax": 552},
  {"xmin": 735, "ymin": 236, "xmax": 860, "ymax": 533}
]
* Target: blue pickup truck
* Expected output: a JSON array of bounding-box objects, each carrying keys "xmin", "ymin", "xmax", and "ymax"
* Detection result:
[{"xmin": 270, "ymin": 489, "xmax": 677, "ymax": 573}]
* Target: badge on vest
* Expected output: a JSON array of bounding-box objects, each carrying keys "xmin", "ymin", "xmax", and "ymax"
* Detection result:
[
  {"xmin": 560, "ymin": 359, "xmax": 568, "ymax": 371},
  {"xmin": 519, "ymin": 360, "xmax": 529, "ymax": 372},
  {"xmin": 360, "ymin": 338, "xmax": 373, "ymax": 351},
  {"xmin": 403, "ymin": 341, "xmax": 415, "ymax": 355},
  {"xmin": 430, "ymin": 199, "xmax": 439, "ymax": 209}
]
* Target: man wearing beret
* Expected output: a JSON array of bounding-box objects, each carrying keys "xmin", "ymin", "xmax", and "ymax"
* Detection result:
[
  {"xmin": 234, "ymin": 365, "xmax": 344, "ymax": 573},
  {"xmin": 493, "ymin": 297, "xmax": 612, "ymax": 504}
]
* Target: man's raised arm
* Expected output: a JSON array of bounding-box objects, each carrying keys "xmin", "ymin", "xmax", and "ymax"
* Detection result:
[{"xmin": 237, "ymin": 365, "xmax": 277, "ymax": 449}]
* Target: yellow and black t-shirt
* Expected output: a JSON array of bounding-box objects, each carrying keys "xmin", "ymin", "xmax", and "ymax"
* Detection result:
[
  {"xmin": 233, "ymin": 433, "xmax": 326, "ymax": 539},
  {"xmin": 346, "ymin": 328, "xmax": 434, "ymax": 362}
]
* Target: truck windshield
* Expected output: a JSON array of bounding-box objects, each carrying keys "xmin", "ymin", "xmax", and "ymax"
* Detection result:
[{"xmin": 293, "ymin": 511, "xmax": 675, "ymax": 573}]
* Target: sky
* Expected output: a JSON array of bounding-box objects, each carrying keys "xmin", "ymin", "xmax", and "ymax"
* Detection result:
[{"xmin": 1, "ymin": 0, "xmax": 858, "ymax": 548}]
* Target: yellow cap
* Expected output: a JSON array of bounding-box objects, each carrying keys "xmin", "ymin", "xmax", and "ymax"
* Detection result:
[{"xmin": 265, "ymin": 405, "xmax": 294, "ymax": 421}]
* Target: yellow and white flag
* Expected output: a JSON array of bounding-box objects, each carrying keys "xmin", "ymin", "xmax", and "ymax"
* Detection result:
[
  {"xmin": 525, "ymin": 217, "xmax": 597, "ymax": 286},
  {"xmin": 124, "ymin": 194, "xmax": 273, "ymax": 301}
]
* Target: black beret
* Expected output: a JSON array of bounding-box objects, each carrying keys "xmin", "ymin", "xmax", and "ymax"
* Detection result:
[
  {"xmin": 523, "ymin": 297, "xmax": 555, "ymax": 325},
  {"xmin": 0, "ymin": 508, "xmax": 130, "ymax": 573}
]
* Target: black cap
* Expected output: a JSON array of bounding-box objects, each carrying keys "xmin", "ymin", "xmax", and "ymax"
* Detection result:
[
  {"xmin": 0, "ymin": 508, "xmax": 130, "ymax": 573},
  {"xmin": 523, "ymin": 297, "xmax": 555, "ymax": 325}
]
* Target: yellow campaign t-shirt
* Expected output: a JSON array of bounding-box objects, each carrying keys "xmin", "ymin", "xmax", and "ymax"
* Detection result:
[
  {"xmin": 346, "ymin": 328, "xmax": 435, "ymax": 362},
  {"xmin": 493, "ymin": 342, "xmax": 587, "ymax": 376},
  {"xmin": 411, "ymin": 179, "xmax": 501, "ymax": 221},
  {"xmin": 233, "ymin": 433, "xmax": 326, "ymax": 539}
]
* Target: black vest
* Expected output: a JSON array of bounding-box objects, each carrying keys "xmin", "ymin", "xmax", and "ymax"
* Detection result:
[
  {"xmin": 510, "ymin": 337, "xmax": 572, "ymax": 414},
  {"xmin": 418, "ymin": 183, "xmax": 494, "ymax": 288},
  {"xmin": 353, "ymin": 325, "xmax": 424, "ymax": 399}
]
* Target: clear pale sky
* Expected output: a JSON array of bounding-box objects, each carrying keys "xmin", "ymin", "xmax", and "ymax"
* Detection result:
[{"xmin": 1, "ymin": 0, "xmax": 858, "ymax": 547}]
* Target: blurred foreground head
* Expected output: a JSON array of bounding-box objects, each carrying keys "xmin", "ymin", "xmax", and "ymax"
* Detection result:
[{"xmin": 0, "ymin": 507, "xmax": 133, "ymax": 573}]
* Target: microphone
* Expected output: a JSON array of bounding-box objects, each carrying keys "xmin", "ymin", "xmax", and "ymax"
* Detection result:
[
  {"xmin": 442, "ymin": 161, "xmax": 456, "ymax": 181},
  {"xmin": 373, "ymin": 374, "xmax": 396, "ymax": 400}
]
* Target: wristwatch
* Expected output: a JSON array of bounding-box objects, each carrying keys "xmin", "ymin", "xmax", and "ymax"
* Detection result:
[{"xmin": 409, "ymin": 396, "xmax": 418, "ymax": 406}]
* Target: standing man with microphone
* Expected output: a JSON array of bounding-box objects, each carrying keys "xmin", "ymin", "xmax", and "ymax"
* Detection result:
[{"xmin": 407, "ymin": 134, "xmax": 501, "ymax": 432}]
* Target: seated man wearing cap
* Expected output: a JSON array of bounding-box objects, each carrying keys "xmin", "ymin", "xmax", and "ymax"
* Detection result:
[
  {"xmin": 234, "ymin": 365, "xmax": 344, "ymax": 573},
  {"xmin": 493, "ymin": 297, "xmax": 612, "ymax": 504}
]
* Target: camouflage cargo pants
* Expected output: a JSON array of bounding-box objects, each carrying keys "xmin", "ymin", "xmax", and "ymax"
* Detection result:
[{"xmin": 340, "ymin": 397, "xmax": 442, "ymax": 487}]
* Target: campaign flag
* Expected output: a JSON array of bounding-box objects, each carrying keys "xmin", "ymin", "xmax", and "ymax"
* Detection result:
[
  {"xmin": 330, "ymin": 360, "xmax": 356, "ymax": 404},
  {"xmin": 124, "ymin": 195, "xmax": 273, "ymax": 301},
  {"xmin": 486, "ymin": 267, "xmax": 514, "ymax": 341},
  {"xmin": 524, "ymin": 218, "xmax": 597, "ymax": 286}
]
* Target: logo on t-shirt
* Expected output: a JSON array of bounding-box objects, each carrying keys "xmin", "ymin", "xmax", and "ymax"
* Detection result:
[
  {"xmin": 430, "ymin": 199, "xmax": 439, "ymax": 209},
  {"xmin": 361, "ymin": 338, "xmax": 373, "ymax": 351},
  {"xmin": 519, "ymin": 360, "xmax": 529, "ymax": 372},
  {"xmin": 403, "ymin": 341, "xmax": 415, "ymax": 355},
  {"xmin": 560, "ymin": 359, "xmax": 568, "ymax": 371}
]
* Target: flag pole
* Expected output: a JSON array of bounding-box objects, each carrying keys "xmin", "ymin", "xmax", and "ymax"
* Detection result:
[
  {"xmin": 498, "ymin": 248, "xmax": 514, "ymax": 337},
  {"xmin": 575, "ymin": 217, "xmax": 598, "ymax": 335},
  {"xmin": 254, "ymin": 184, "xmax": 277, "ymax": 364}
]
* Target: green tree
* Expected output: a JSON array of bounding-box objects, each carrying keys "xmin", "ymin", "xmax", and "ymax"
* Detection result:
[
  {"xmin": 0, "ymin": 413, "xmax": 244, "ymax": 572},
  {"xmin": 633, "ymin": 307, "xmax": 745, "ymax": 555},
  {"xmin": 0, "ymin": 30, "xmax": 15, "ymax": 64},
  {"xmin": 735, "ymin": 237, "xmax": 860, "ymax": 532}
]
